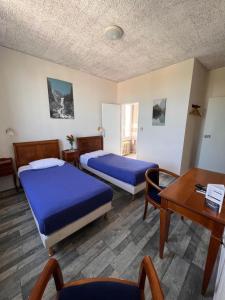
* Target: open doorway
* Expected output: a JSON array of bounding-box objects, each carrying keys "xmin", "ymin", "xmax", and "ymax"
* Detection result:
[{"xmin": 121, "ymin": 103, "xmax": 139, "ymax": 159}]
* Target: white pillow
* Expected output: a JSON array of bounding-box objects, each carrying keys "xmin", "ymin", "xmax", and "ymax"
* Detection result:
[
  {"xmin": 29, "ymin": 158, "xmax": 65, "ymax": 170},
  {"xmin": 80, "ymin": 150, "xmax": 109, "ymax": 165}
]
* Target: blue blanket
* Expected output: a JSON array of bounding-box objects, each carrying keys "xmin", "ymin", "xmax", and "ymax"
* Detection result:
[
  {"xmin": 20, "ymin": 163, "xmax": 113, "ymax": 235},
  {"xmin": 88, "ymin": 154, "xmax": 158, "ymax": 186}
]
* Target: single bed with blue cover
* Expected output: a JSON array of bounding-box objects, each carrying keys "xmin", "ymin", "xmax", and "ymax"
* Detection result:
[
  {"xmin": 14, "ymin": 139, "xmax": 113, "ymax": 255},
  {"xmin": 78, "ymin": 136, "xmax": 158, "ymax": 197}
]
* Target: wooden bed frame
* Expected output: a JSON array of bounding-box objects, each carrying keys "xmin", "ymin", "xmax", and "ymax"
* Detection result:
[
  {"xmin": 13, "ymin": 139, "xmax": 112, "ymax": 256},
  {"xmin": 13, "ymin": 139, "xmax": 60, "ymax": 169},
  {"xmin": 77, "ymin": 135, "xmax": 103, "ymax": 155},
  {"xmin": 77, "ymin": 136, "xmax": 146, "ymax": 197}
]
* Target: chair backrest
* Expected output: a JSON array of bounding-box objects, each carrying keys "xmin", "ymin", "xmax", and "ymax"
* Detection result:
[
  {"xmin": 139, "ymin": 256, "xmax": 164, "ymax": 300},
  {"xmin": 147, "ymin": 168, "xmax": 160, "ymax": 185},
  {"xmin": 29, "ymin": 256, "xmax": 164, "ymax": 300},
  {"xmin": 145, "ymin": 167, "xmax": 179, "ymax": 192},
  {"xmin": 145, "ymin": 168, "xmax": 160, "ymax": 194},
  {"xmin": 29, "ymin": 259, "xmax": 64, "ymax": 300}
]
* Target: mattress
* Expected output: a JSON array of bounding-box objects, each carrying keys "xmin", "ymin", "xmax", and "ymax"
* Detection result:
[
  {"xmin": 19, "ymin": 163, "xmax": 113, "ymax": 235},
  {"xmin": 86, "ymin": 153, "xmax": 158, "ymax": 186}
]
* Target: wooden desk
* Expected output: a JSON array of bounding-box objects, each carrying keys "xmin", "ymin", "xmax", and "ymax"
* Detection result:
[{"xmin": 159, "ymin": 168, "xmax": 225, "ymax": 295}]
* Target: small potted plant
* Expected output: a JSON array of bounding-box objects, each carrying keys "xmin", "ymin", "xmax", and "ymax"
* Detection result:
[{"xmin": 66, "ymin": 134, "xmax": 75, "ymax": 151}]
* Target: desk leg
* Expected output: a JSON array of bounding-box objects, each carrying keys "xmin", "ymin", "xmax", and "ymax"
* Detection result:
[
  {"xmin": 202, "ymin": 228, "xmax": 223, "ymax": 295},
  {"xmin": 160, "ymin": 208, "xmax": 169, "ymax": 259},
  {"xmin": 165, "ymin": 212, "xmax": 171, "ymax": 242}
]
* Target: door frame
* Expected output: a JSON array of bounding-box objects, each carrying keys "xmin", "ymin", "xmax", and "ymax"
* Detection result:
[{"xmin": 120, "ymin": 102, "xmax": 139, "ymax": 157}]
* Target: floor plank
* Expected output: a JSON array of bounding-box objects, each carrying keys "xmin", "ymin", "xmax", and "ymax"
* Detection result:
[{"xmin": 0, "ymin": 179, "xmax": 216, "ymax": 300}]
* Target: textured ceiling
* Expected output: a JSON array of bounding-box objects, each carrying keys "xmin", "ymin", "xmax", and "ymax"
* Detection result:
[{"xmin": 0, "ymin": 0, "xmax": 225, "ymax": 81}]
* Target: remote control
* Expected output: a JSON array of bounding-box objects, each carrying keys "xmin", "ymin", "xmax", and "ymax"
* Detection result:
[{"xmin": 195, "ymin": 184, "xmax": 206, "ymax": 191}]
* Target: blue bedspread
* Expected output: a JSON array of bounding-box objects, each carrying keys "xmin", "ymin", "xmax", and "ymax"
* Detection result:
[
  {"xmin": 20, "ymin": 163, "xmax": 113, "ymax": 235},
  {"xmin": 88, "ymin": 154, "xmax": 158, "ymax": 186}
]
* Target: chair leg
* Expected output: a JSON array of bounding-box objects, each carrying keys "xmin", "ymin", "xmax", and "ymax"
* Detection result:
[
  {"xmin": 181, "ymin": 216, "xmax": 184, "ymax": 221},
  {"xmin": 48, "ymin": 247, "xmax": 55, "ymax": 257},
  {"xmin": 143, "ymin": 200, "xmax": 148, "ymax": 220}
]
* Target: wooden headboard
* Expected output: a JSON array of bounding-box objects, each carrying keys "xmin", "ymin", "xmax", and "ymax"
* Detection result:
[
  {"xmin": 13, "ymin": 139, "xmax": 60, "ymax": 169},
  {"xmin": 77, "ymin": 136, "xmax": 103, "ymax": 155}
]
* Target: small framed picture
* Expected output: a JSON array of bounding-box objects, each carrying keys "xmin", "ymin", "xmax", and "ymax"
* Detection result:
[
  {"xmin": 152, "ymin": 98, "xmax": 166, "ymax": 126},
  {"xmin": 47, "ymin": 77, "xmax": 74, "ymax": 119}
]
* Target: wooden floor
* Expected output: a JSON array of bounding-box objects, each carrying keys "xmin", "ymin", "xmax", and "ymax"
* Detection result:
[{"xmin": 0, "ymin": 176, "xmax": 217, "ymax": 300}]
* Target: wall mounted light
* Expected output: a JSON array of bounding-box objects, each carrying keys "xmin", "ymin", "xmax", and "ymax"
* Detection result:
[
  {"xmin": 189, "ymin": 104, "xmax": 202, "ymax": 117},
  {"xmin": 98, "ymin": 126, "xmax": 105, "ymax": 136},
  {"xmin": 5, "ymin": 128, "xmax": 15, "ymax": 137}
]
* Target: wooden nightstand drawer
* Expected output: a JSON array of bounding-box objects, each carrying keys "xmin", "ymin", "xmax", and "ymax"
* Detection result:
[
  {"xmin": 0, "ymin": 158, "xmax": 17, "ymax": 190},
  {"xmin": 62, "ymin": 150, "xmax": 80, "ymax": 167},
  {"xmin": 0, "ymin": 164, "xmax": 14, "ymax": 176}
]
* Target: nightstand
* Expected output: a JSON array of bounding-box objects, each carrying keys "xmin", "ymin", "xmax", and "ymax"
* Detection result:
[
  {"xmin": 0, "ymin": 158, "xmax": 17, "ymax": 190},
  {"xmin": 62, "ymin": 149, "xmax": 80, "ymax": 167}
]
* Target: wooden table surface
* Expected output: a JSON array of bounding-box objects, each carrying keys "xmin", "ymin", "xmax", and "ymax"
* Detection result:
[
  {"xmin": 160, "ymin": 168, "xmax": 225, "ymax": 225},
  {"xmin": 159, "ymin": 168, "xmax": 225, "ymax": 295}
]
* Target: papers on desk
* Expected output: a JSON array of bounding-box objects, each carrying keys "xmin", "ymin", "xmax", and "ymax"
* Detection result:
[{"xmin": 205, "ymin": 184, "xmax": 225, "ymax": 213}]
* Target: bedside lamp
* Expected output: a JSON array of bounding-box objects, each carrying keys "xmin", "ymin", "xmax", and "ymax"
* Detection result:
[
  {"xmin": 97, "ymin": 126, "xmax": 105, "ymax": 137},
  {"xmin": 5, "ymin": 128, "xmax": 15, "ymax": 137}
]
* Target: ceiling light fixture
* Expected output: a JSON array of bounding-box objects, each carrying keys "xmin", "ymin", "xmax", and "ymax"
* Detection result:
[{"xmin": 104, "ymin": 25, "xmax": 124, "ymax": 40}]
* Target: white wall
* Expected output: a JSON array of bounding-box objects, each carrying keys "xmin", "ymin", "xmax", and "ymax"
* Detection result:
[
  {"xmin": 205, "ymin": 67, "xmax": 225, "ymax": 99},
  {"xmin": 0, "ymin": 46, "xmax": 117, "ymax": 190},
  {"xmin": 117, "ymin": 59, "xmax": 194, "ymax": 174},
  {"xmin": 180, "ymin": 59, "xmax": 208, "ymax": 173},
  {"xmin": 196, "ymin": 67, "xmax": 225, "ymax": 167}
]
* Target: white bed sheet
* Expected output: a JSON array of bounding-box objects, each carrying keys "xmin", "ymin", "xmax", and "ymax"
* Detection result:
[
  {"xmin": 18, "ymin": 165, "xmax": 31, "ymax": 177},
  {"xmin": 80, "ymin": 150, "xmax": 109, "ymax": 165}
]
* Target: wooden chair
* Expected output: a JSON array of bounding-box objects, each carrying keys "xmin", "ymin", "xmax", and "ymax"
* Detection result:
[
  {"xmin": 29, "ymin": 256, "xmax": 164, "ymax": 300},
  {"xmin": 143, "ymin": 168, "xmax": 179, "ymax": 221}
]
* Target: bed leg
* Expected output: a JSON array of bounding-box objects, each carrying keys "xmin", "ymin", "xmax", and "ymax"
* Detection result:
[
  {"xmin": 48, "ymin": 247, "xmax": 55, "ymax": 257},
  {"xmin": 104, "ymin": 213, "xmax": 108, "ymax": 220},
  {"xmin": 132, "ymin": 194, "xmax": 135, "ymax": 201}
]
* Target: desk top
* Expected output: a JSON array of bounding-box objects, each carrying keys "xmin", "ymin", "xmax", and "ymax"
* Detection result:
[{"xmin": 160, "ymin": 168, "xmax": 225, "ymax": 225}]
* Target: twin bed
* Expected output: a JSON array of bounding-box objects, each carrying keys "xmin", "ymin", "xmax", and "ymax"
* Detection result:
[
  {"xmin": 77, "ymin": 136, "xmax": 157, "ymax": 197},
  {"xmin": 14, "ymin": 140, "xmax": 112, "ymax": 256},
  {"xmin": 14, "ymin": 137, "xmax": 157, "ymax": 255}
]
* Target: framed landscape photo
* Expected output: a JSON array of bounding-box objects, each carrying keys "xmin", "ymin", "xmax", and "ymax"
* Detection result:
[
  {"xmin": 152, "ymin": 98, "xmax": 167, "ymax": 126},
  {"xmin": 47, "ymin": 78, "xmax": 74, "ymax": 119}
]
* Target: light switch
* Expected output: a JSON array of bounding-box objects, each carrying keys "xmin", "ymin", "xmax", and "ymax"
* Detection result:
[{"xmin": 204, "ymin": 134, "xmax": 211, "ymax": 139}]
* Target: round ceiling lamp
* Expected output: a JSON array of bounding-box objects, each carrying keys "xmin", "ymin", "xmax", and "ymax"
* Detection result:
[{"xmin": 104, "ymin": 25, "xmax": 124, "ymax": 40}]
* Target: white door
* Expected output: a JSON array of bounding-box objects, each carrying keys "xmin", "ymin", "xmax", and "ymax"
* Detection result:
[
  {"xmin": 198, "ymin": 97, "xmax": 225, "ymax": 173},
  {"xmin": 102, "ymin": 103, "xmax": 121, "ymax": 154}
]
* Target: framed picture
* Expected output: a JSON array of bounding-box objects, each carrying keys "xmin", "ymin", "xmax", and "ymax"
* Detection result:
[
  {"xmin": 152, "ymin": 98, "xmax": 167, "ymax": 126},
  {"xmin": 47, "ymin": 78, "xmax": 74, "ymax": 119}
]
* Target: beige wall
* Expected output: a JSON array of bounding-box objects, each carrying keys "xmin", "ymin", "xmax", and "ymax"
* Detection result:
[
  {"xmin": 117, "ymin": 59, "xmax": 194, "ymax": 174},
  {"xmin": 0, "ymin": 46, "xmax": 117, "ymax": 190}
]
